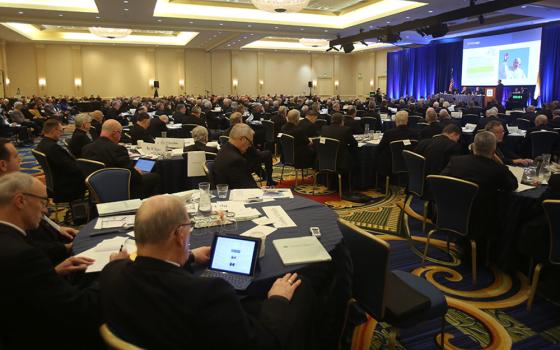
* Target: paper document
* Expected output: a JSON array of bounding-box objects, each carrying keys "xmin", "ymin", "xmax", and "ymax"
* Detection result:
[
  {"xmin": 262, "ymin": 206, "xmax": 297, "ymax": 228},
  {"xmin": 186, "ymin": 151, "xmax": 206, "ymax": 177},
  {"xmin": 77, "ymin": 236, "xmax": 136, "ymax": 273},
  {"xmin": 252, "ymin": 217, "xmax": 275, "ymax": 226},
  {"xmin": 241, "ymin": 225, "xmax": 277, "ymax": 238},
  {"xmin": 97, "ymin": 199, "xmax": 142, "ymax": 217},
  {"xmin": 262, "ymin": 188, "xmax": 293, "ymax": 199},
  {"xmin": 507, "ymin": 165, "xmax": 524, "ymax": 183},
  {"xmin": 516, "ymin": 183, "xmax": 534, "ymax": 192},
  {"xmin": 94, "ymin": 215, "xmax": 135, "ymax": 229},
  {"xmin": 229, "ymin": 189, "xmax": 264, "ymax": 202},
  {"xmin": 273, "ymin": 236, "xmax": 331, "ymax": 266}
]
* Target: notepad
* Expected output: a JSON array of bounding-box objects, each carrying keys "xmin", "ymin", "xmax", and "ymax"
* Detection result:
[
  {"xmin": 273, "ymin": 236, "xmax": 332, "ymax": 266},
  {"xmin": 97, "ymin": 199, "xmax": 142, "ymax": 217}
]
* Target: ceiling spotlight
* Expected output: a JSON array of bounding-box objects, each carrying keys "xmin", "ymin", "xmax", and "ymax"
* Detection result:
[
  {"xmin": 342, "ymin": 42, "xmax": 354, "ymax": 53},
  {"xmin": 478, "ymin": 14, "xmax": 485, "ymax": 24},
  {"xmin": 416, "ymin": 23, "xmax": 448, "ymax": 38},
  {"xmin": 377, "ymin": 29, "xmax": 401, "ymax": 43}
]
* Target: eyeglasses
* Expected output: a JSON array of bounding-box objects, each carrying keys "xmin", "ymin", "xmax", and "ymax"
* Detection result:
[
  {"xmin": 176, "ymin": 222, "xmax": 195, "ymax": 233},
  {"xmin": 21, "ymin": 192, "xmax": 49, "ymax": 207},
  {"xmin": 242, "ymin": 136, "xmax": 254, "ymax": 147}
]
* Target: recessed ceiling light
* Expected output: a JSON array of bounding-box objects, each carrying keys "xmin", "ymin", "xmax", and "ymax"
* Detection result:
[
  {"xmin": 157, "ymin": 19, "xmax": 162, "ymax": 22},
  {"xmin": 405, "ymin": 16, "xmax": 410, "ymax": 19},
  {"xmin": 248, "ymin": 24, "xmax": 252, "ymax": 27},
  {"xmin": 18, "ymin": 11, "xmax": 23, "ymax": 14},
  {"xmin": 124, "ymin": 8, "xmax": 129, "ymax": 11},
  {"xmin": 428, "ymin": 10, "xmax": 433, "ymax": 13},
  {"xmin": 58, "ymin": 14, "xmax": 63, "ymax": 16}
]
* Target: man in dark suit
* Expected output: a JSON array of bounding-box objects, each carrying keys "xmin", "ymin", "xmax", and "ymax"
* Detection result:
[
  {"xmin": 344, "ymin": 106, "xmax": 363, "ymax": 135},
  {"xmin": 281, "ymin": 109, "xmax": 314, "ymax": 168},
  {"xmin": 172, "ymin": 104, "xmax": 188, "ymax": 124},
  {"xmin": 496, "ymin": 80, "xmax": 504, "ymax": 104},
  {"xmin": 148, "ymin": 114, "xmax": 169, "ymax": 138},
  {"xmin": 82, "ymin": 119, "xmax": 160, "ymax": 199},
  {"xmin": 36, "ymin": 119, "xmax": 85, "ymax": 202},
  {"xmin": 129, "ymin": 112, "xmax": 155, "ymax": 145},
  {"xmin": 105, "ymin": 100, "xmax": 127, "ymax": 126},
  {"xmin": 298, "ymin": 110, "xmax": 319, "ymax": 139},
  {"xmin": 419, "ymin": 108, "xmax": 442, "ymax": 140},
  {"xmin": 415, "ymin": 124, "xmax": 463, "ymax": 175},
  {"xmin": 320, "ymin": 113, "xmax": 357, "ymax": 172},
  {"xmin": 0, "ymin": 172, "xmax": 126, "ymax": 349},
  {"xmin": 375, "ymin": 111, "xmax": 418, "ymax": 177},
  {"xmin": 100, "ymin": 194, "xmax": 312, "ymax": 350},
  {"xmin": 474, "ymin": 107, "xmax": 505, "ymax": 134},
  {"xmin": 212, "ymin": 124, "xmax": 258, "ymax": 189},
  {"xmin": 525, "ymin": 115, "xmax": 552, "ymax": 134},
  {"xmin": 69, "ymin": 113, "xmax": 92, "ymax": 158},
  {"xmin": 184, "ymin": 106, "xmax": 207, "ymax": 127},
  {"xmin": 184, "ymin": 126, "xmax": 218, "ymax": 154},
  {"xmin": 441, "ymin": 131, "xmax": 518, "ymax": 241},
  {"xmin": 484, "ymin": 120, "xmax": 532, "ymax": 166}
]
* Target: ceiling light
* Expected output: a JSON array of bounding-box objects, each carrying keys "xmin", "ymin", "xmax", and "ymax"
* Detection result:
[
  {"xmin": 157, "ymin": 19, "xmax": 162, "ymax": 22},
  {"xmin": 299, "ymin": 38, "xmax": 328, "ymax": 47},
  {"xmin": 58, "ymin": 14, "xmax": 63, "ymax": 16},
  {"xmin": 95, "ymin": 16, "xmax": 100, "ymax": 19},
  {"xmin": 342, "ymin": 42, "xmax": 354, "ymax": 53},
  {"xmin": 18, "ymin": 11, "xmax": 23, "ymax": 14},
  {"xmin": 89, "ymin": 27, "xmax": 132, "ymax": 39},
  {"xmin": 428, "ymin": 10, "xmax": 433, "ymax": 13},
  {"xmin": 124, "ymin": 8, "xmax": 129, "ymax": 11},
  {"xmin": 250, "ymin": 0, "xmax": 310, "ymax": 13}
]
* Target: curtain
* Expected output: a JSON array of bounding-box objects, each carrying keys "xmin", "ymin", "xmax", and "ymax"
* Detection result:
[{"xmin": 539, "ymin": 23, "xmax": 560, "ymax": 105}]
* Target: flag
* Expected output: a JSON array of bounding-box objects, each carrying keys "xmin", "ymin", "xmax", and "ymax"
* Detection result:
[
  {"xmin": 448, "ymin": 68, "xmax": 454, "ymax": 92},
  {"xmin": 534, "ymin": 69, "xmax": 541, "ymax": 100}
]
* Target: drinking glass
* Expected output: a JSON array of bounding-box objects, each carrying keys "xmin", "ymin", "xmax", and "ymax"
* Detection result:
[
  {"xmin": 217, "ymin": 184, "xmax": 229, "ymax": 199},
  {"xmin": 198, "ymin": 182, "xmax": 212, "ymax": 214}
]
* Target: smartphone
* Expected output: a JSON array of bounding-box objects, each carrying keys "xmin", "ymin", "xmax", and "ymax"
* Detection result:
[{"xmin": 310, "ymin": 227, "xmax": 321, "ymax": 239}]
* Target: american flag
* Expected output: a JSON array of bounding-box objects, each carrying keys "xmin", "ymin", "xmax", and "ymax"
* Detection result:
[{"xmin": 448, "ymin": 68, "xmax": 454, "ymax": 92}]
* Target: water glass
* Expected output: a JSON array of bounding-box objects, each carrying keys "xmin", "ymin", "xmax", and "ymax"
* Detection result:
[
  {"xmin": 161, "ymin": 131, "xmax": 167, "ymax": 138},
  {"xmin": 217, "ymin": 184, "xmax": 229, "ymax": 199},
  {"xmin": 364, "ymin": 123, "xmax": 370, "ymax": 135}
]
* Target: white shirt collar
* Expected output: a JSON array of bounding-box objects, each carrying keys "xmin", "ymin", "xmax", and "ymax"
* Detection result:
[{"xmin": 0, "ymin": 220, "xmax": 27, "ymax": 236}]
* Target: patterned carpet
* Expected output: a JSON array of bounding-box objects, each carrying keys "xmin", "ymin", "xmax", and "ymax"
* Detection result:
[{"xmin": 17, "ymin": 142, "xmax": 560, "ymax": 349}]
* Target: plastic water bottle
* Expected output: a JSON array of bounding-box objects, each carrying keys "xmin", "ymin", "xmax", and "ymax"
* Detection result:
[{"xmin": 364, "ymin": 123, "xmax": 370, "ymax": 135}]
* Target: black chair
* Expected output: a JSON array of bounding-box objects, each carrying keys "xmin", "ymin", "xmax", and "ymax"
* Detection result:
[
  {"xmin": 311, "ymin": 137, "xmax": 348, "ymax": 198},
  {"xmin": 203, "ymin": 160, "xmax": 215, "ymax": 187},
  {"xmin": 461, "ymin": 114, "xmax": 480, "ymax": 127},
  {"xmin": 218, "ymin": 135, "xmax": 229, "ymax": 146},
  {"xmin": 31, "ymin": 149, "xmax": 70, "ymax": 222},
  {"xmin": 182, "ymin": 123, "xmax": 199, "ymax": 138},
  {"xmin": 76, "ymin": 158, "xmax": 105, "ymax": 178},
  {"xmin": 423, "ymin": 175, "xmax": 480, "ymax": 284},
  {"xmin": 279, "ymin": 134, "xmax": 307, "ymax": 186},
  {"xmin": 262, "ymin": 120, "xmax": 277, "ymax": 155},
  {"xmin": 529, "ymin": 131, "xmax": 559, "ymax": 158},
  {"xmin": 407, "ymin": 115, "xmax": 422, "ymax": 127},
  {"xmin": 338, "ymin": 219, "xmax": 447, "ymax": 350},
  {"xmin": 86, "ymin": 168, "xmax": 131, "ymax": 204},
  {"xmin": 361, "ymin": 117, "xmax": 378, "ymax": 132},
  {"xmin": 527, "ymin": 200, "xmax": 560, "ymax": 311},
  {"xmin": 387, "ymin": 139, "xmax": 417, "ymax": 194},
  {"xmin": 402, "ymin": 150, "xmax": 428, "ymax": 235},
  {"xmin": 413, "ymin": 122, "xmax": 429, "ymax": 132},
  {"xmin": 314, "ymin": 118, "xmax": 327, "ymax": 130},
  {"xmin": 516, "ymin": 118, "xmax": 531, "ymax": 130}
]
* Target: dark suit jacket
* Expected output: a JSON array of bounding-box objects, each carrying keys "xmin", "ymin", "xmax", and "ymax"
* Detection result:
[
  {"xmin": 376, "ymin": 125, "xmax": 418, "ymax": 175},
  {"xmin": 129, "ymin": 124, "xmax": 155, "ymax": 145},
  {"xmin": 172, "ymin": 111, "xmax": 188, "ymax": 124},
  {"xmin": 212, "ymin": 142, "xmax": 258, "ymax": 189},
  {"xmin": 100, "ymin": 256, "xmax": 294, "ymax": 350},
  {"xmin": 26, "ymin": 219, "xmax": 70, "ymax": 265},
  {"xmin": 69, "ymin": 128, "xmax": 92, "ymax": 158},
  {"xmin": 0, "ymin": 223, "xmax": 100, "ymax": 350},
  {"xmin": 320, "ymin": 125, "xmax": 357, "ymax": 171},
  {"xmin": 419, "ymin": 122, "xmax": 443, "ymax": 140},
  {"xmin": 474, "ymin": 116, "xmax": 505, "ymax": 134},
  {"xmin": 441, "ymin": 154, "xmax": 518, "ymax": 238},
  {"xmin": 184, "ymin": 114, "xmax": 207, "ymax": 127},
  {"xmin": 148, "ymin": 117, "xmax": 167, "ymax": 138},
  {"xmin": 90, "ymin": 119, "xmax": 101, "ymax": 140},
  {"xmin": 344, "ymin": 116, "xmax": 363, "ymax": 135},
  {"xmin": 297, "ymin": 118, "xmax": 319, "ymax": 139},
  {"xmin": 415, "ymin": 135, "xmax": 463, "ymax": 175},
  {"xmin": 271, "ymin": 114, "xmax": 286, "ymax": 133},
  {"xmin": 184, "ymin": 141, "xmax": 218, "ymax": 154},
  {"xmin": 36, "ymin": 137, "xmax": 85, "ymax": 202},
  {"xmin": 280, "ymin": 123, "xmax": 314, "ymax": 167}
]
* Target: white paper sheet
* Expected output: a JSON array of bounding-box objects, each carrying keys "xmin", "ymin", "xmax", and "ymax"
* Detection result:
[
  {"xmin": 240, "ymin": 225, "xmax": 277, "ymax": 238},
  {"xmin": 262, "ymin": 206, "xmax": 297, "ymax": 228},
  {"xmin": 186, "ymin": 151, "xmax": 206, "ymax": 177},
  {"xmin": 94, "ymin": 215, "xmax": 135, "ymax": 229},
  {"xmin": 77, "ymin": 237, "xmax": 136, "ymax": 273},
  {"xmin": 229, "ymin": 189, "xmax": 264, "ymax": 202},
  {"xmin": 252, "ymin": 217, "xmax": 275, "ymax": 226}
]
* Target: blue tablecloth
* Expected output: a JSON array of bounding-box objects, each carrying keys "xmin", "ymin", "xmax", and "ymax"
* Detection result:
[
  {"xmin": 435, "ymin": 93, "xmax": 484, "ymax": 106},
  {"xmin": 72, "ymin": 196, "xmax": 342, "ymax": 282}
]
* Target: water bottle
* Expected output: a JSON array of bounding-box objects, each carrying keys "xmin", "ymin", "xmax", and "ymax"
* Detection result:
[
  {"xmin": 364, "ymin": 123, "xmax": 370, "ymax": 135},
  {"xmin": 198, "ymin": 182, "xmax": 212, "ymax": 214}
]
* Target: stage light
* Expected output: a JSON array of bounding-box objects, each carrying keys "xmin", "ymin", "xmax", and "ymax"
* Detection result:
[
  {"xmin": 377, "ymin": 31, "xmax": 401, "ymax": 43},
  {"xmin": 415, "ymin": 23, "xmax": 448, "ymax": 38},
  {"xmin": 342, "ymin": 42, "xmax": 354, "ymax": 53}
]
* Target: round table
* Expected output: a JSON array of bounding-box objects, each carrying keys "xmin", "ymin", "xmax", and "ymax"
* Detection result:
[{"xmin": 72, "ymin": 196, "xmax": 342, "ymax": 282}]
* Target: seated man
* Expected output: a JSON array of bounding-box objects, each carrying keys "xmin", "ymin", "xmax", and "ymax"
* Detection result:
[
  {"xmin": 280, "ymin": 109, "xmax": 314, "ymax": 169},
  {"xmin": 130, "ymin": 112, "xmax": 155, "ymax": 145},
  {"xmin": 36, "ymin": 118, "xmax": 85, "ymax": 202},
  {"xmin": 419, "ymin": 107, "xmax": 442, "ymax": 140},
  {"xmin": 172, "ymin": 104, "xmax": 188, "ymax": 124},
  {"xmin": 82, "ymin": 119, "xmax": 160, "ymax": 199},
  {"xmin": 184, "ymin": 105, "xmax": 207, "ymax": 127},
  {"xmin": 89, "ymin": 110, "xmax": 104, "ymax": 140},
  {"xmin": 223, "ymin": 112, "xmax": 242, "ymax": 137},
  {"xmin": 148, "ymin": 114, "xmax": 169, "ymax": 138},
  {"xmin": 184, "ymin": 126, "xmax": 218, "ymax": 153},
  {"xmin": 485, "ymin": 120, "xmax": 532, "ymax": 166},
  {"xmin": 69, "ymin": 113, "xmax": 92, "ymax": 158},
  {"xmin": 320, "ymin": 113, "xmax": 357, "ymax": 172},
  {"xmin": 415, "ymin": 124, "xmax": 463, "ymax": 175},
  {"xmin": 474, "ymin": 107, "xmax": 503, "ymax": 133},
  {"xmin": 526, "ymin": 114, "xmax": 552, "ymax": 133},
  {"xmin": 212, "ymin": 124, "xmax": 258, "ymax": 189},
  {"xmin": 100, "ymin": 194, "xmax": 309, "ymax": 350},
  {"xmin": 298, "ymin": 110, "xmax": 320, "ymax": 139},
  {"xmin": 441, "ymin": 131, "xmax": 518, "ymax": 242},
  {"xmin": 0, "ymin": 172, "xmax": 126, "ymax": 349},
  {"xmin": 343, "ymin": 106, "xmax": 363, "ymax": 135}
]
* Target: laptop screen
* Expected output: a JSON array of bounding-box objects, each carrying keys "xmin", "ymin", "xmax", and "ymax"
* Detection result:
[
  {"xmin": 135, "ymin": 159, "xmax": 156, "ymax": 173},
  {"xmin": 209, "ymin": 235, "xmax": 258, "ymax": 276}
]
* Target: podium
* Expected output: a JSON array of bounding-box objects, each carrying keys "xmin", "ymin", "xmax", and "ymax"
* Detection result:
[{"xmin": 484, "ymin": 87, "xmax": 496, "ymax": 107}]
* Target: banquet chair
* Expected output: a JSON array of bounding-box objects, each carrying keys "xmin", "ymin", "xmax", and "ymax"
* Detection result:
[
  {"xmin": 279, "ymin": 134, "xmax": 307, "ymax": 186},
  {"xmin": 461, "ymin": 114, "xmax": 480, "ymax": 127},
  {"xmin": 86, "ymin": 168, "xmax": 131, "ymax": 204},
  {"xmin": 527, "ymin": 200, "xmax": 560, "ymax": 311},
  {"xmin": 423, "ymin": 175, "xmax": 480, "ymax": 284},
  {"xmin": 515, "ymin": 118, "xmax": 531, "ymax": 130},
  {"xmin": 314, "ymin": 118, "xmax": 327, "ymax": 130},
  {"xmin": 76, "ymin": 158, "xmax": 105, "ymax": 178},
  {"xmin": 204, "ymin": 160, "xmax": 215, "ymax": 187},
  {"xmin": 338, "ymin": 219, "xmax": 447, "ymax": 350},
  {"xmin": 407, "ymin": 116, "xmax": 422, "ymax": 127},
  {"xmin": 262, "ymin": 120, "xmax": 277, "ymax": 155},
  {"xmin": 182, "ymin": 124, "xmax": 199, "ymax": 138},
  {"xmin": 99, "ymin": 324, "xmax": 143, "ymax": 350},
  {"xmin": 387, "ymin": 139, "xmax": 417, "ymax": 194},
  {"xmin": 361, "ymin": 117, "xmax": 378, "ymax": 132},
  {"xmin": 402, "ymin": 150, "xmax": 429, "ymax": 235},
  {"xmin": 311, "ymin": 137, "xmax": 347, "ymax": 198},
  {"xmin": 529, "ymin": 130, "xmax": 559, "ymax": 158},
  {"xmin": 218, "ymin": 135, "xmax": 229, "ymax": 146}
]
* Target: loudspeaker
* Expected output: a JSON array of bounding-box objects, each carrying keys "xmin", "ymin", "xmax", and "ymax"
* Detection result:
[
  {"xmin": 308, "ymin": 81, "xmax": 313, "ymax": 88},
  {"xmin": 154, "ymin": 80, "xmax": 160, "ymax": 88}
]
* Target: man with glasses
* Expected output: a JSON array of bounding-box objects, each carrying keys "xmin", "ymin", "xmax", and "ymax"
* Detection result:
[
  {"xmin": 82, "ymin": 119, "xmax": 160, "ymax": 199},
  {"xmin": 0, "ymin": 172, "xmax": 127, "ymax": 349},
  {"xmin": 100, "ymin": 194, "xmax": 307, "ymax": 349},
  {"xmin": 36, "ymin": 118, "xmax": 85, "ymax": 203},
  {"xmin": 485, "ymin": 120, "xmax": 532, "ymax": 166},
  {"xmin": 212, "ymin": 123, "xmax": 259, "ymax": 189}
]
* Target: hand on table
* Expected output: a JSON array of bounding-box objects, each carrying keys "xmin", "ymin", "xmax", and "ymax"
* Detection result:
[
  {"xmin": 59, "ymin": 226, "xmax": 78, "ymax": 240},
  {"xmin": 191, "ymin": 246, "xmax": 211, "ymax": 265},
  {"xmin": 513, "ymin": 158, "xmax": 533, "ymax": 166},
  {"xmin": 110, "ymin": 250, "xmax": 130, "ymax": 262},
  {"xmin": 268, "ymin": 273, "xmax": 301, "ymax": 301},
  {"xmin": 55, "ymin": 256, "xmax": 94, "ymax": 276}
]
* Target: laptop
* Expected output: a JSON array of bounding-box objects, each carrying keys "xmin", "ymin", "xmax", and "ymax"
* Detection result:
[
  {"xmin": 135, "ymin": 158, "xmax": 156, "ymax": 173},
  {"xmin": 200, "ymin": 234, "xmax": 260, "ymax": 290}
]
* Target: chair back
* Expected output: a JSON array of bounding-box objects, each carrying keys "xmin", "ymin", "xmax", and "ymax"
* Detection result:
[
  {"xmin": 76, "ymin": 158, "xmax": 105, "ymax": 178},
  {"xmin": 530, "ymin": 131, "xmax": 558, "ymax": 158},
  {"xmin": 389, "ymin": 139, "xmax": 417, "ymax": 174},
  {"xmin": 31, "ymin": 149, "xmax": 55, "ymax": 193},
  {"xmin": 99, "ymin": 324, "xmax": 143, "ymax": 350},
  {"xmin": 542, "ymin": 200, "xmax": 560, "ymax": 265},
  {"xmin": 361, "ymin": 117, "xmax": 378, "ymax": 131},
  {"xmin": 402, "ymin": 150, "xmax": 426, "ymax": 197},
  {"xmin": 426, "ymin": 175, "xmax": 478, "ymax": 237},
  {"xmin": 204, "ymin": 160, "xmax": 215, "ymax": 187},
  {"xmin": 218, "ymin": 135, "xmax": 229, "ymax": 146},
  {"xmin": 461, "ymin": 114, "xmax": 480, "ymax": 126},
  {"xmin": 279, "ymin": 134, "xmax": 296, "ymax": 166},
  {"xmin": 413, "ymin": 122, "xmax": 429, "ymax": 131},
  {"xmin": 205, "ymin": 152, "xmax": 217, "ymax": 160},
  {"xmin": 262, "ymin": 120, "xmax": 276, "ymax": 143},
  {"xmin": 312, "ymin": 137, "xmax": 340, "ymax": 172},
  {"xmin": 510, "ymin": 111, "xmax": 526, "ymax": 119},
  {"xmin": 516, "ymin": 118, "xmax": 531, "ymax": 130},
  {"xmin": 86, "ymin": 168, "xmax": 131, "ymax": 203},
  {"xmin": 315, "ymin": 118, "xmax": 327, "ymax": 130},
  {"xmin": 182, "ymin": 124, "xmax": 199, "ymax": 137},
  {"xmin": 338, "ymin": 219, "xmax": 389, "ymax": 320},
  {"xmin": 407, "ymin": 116, "xmax": 422, "ymax": 127}
]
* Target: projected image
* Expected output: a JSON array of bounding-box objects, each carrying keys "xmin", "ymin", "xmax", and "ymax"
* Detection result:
[
  {"xmin": 498, "ymin": 48, "xmax": 529, "ymax": 80},
  {"xmin": 461, "ymin": 28, "xmax": 541, "ymax": 86}
]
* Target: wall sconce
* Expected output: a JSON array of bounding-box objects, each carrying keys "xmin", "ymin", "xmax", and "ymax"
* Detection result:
[
  {"xmin": 369, "ymin": 79, "xmax": 374, "ymax": 88},
  {"xmin": 312, "ymin": 80, "xmax": 317, "ymax": 87},
  {"xmin": 259, "ymin": 80, "xmax": 264, "ymax": 86},
  {"xmin": 5, "ymin": 78, "xmax": 10, "ymax": 86},
  {"xmin": 334, "ymin": 80, "xmax": 339, "ymax": 90},
  {"xmin": 38, "ymin": 78, "xmax": 46, "ymax": 88},
  {"xmin": 149, "ymin": 79, "xmax": 155, "ymax": 88},
  {"xmin": 178, "ymin": 79, "xmax": 185, "ymax": 89},
  {"xmin": 74, "ymin": 78, "xmax": 82, "ymax": 88},
  {"xmin": 232, "ymin": 79, "xmax": 238, "ymax": 88}
]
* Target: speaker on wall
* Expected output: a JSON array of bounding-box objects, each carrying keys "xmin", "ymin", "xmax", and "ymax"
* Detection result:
[
  {"xmin": 154, "ymin": 80, "xmax": 160, "ymax": 88},
  {"xmin": 308, "ymin": 81, "xmax": 313, "ymax": 88}
]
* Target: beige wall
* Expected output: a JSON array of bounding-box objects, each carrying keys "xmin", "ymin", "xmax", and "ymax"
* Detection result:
[{"xmin": 3, "ymin": 42, "xmax": 392, "ymax": 98}]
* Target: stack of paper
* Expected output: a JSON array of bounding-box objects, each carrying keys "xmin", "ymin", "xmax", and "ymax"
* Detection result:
[
  {"xmin": 97, "ymin": 199, "xmax": 142, "ymax": 217},
  {"xmin": 77, "ymin": 236, "xmax": 136, "ymax": 273},
  {"xmin": 229, "ymin": 189, "xmax": 264, "ymax": 202},
  {"xmin": 262, "ymin": 206, "xmax": 297, "ymax": 228},
  {"xmin": 262, "ymin": 188, "xmax": 294, "ymax": 199},
  {"xmin": 94, "ymin": 215, "xmax": 135, "ymax": 229}
]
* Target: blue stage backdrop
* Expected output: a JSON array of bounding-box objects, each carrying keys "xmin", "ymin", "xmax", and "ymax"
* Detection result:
[{"xmin": 387, "ymin": 23, "xmax": 560, "ymax": 105}]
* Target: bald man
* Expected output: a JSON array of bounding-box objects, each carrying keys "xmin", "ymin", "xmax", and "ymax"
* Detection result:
[{"xmin": 82, "ymin": 119, "xmax": 160, "ymax": 199}]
